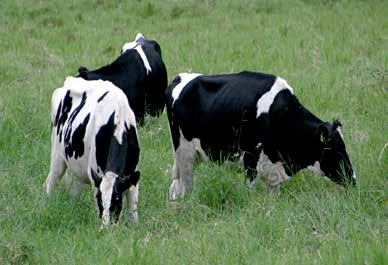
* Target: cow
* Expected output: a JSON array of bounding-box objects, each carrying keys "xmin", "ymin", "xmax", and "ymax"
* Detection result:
[
  {"xmin": 44, "ymin": 76, "xmax": 140, "ymax": 226},
  {"xmin": 166, "ymin": 71, "xmax": 356, "ymax": 200},
  {"xmin": 77, "ymin": 33, "xmax": 168, "ymax": 125}
]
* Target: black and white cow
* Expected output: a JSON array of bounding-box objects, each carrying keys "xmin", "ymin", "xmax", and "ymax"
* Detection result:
[
  {"xmin": 44, "ymin": 77, "xmax": 140, "ymax": 226},
  {"xmin": 78, "ymin": 33, "xmax": 168, "ymax": 124},
  {"xmin": 166, "ymin": 71, "xmax": 356, "ymax": 200}
]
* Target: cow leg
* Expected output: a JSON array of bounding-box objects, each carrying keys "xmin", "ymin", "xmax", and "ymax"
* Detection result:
[
  {"xmin": 44, "ymin": 152, "xmax": 67, "ymax": 195},
  {"xmin": 62, "ymin": 173, "xmax": 86, "ymax": 197},
  {"xmin": 169, "ymin": 133, "xmax": 196, "ymax": 200},
  {"xmin": 243, "ymin": 151, "xmax": 259, "ymax": 189},
  {"xmin": 125, "ymin": 183, "xmax": 139, "ymax": 223},
  {"xmin": 256, "ymin": 151, "xmax": 290, "ymax": 193}
]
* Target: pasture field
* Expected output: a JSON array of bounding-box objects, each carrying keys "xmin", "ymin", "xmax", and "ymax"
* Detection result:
[{"xmin": 0, "ymin": 0, "xmax": 386, "ymax": 264}]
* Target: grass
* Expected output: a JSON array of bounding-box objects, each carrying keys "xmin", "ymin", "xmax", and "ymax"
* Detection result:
[{"xmin": 0, "ymin": 0, "xmax": 387, "ymax": 264}]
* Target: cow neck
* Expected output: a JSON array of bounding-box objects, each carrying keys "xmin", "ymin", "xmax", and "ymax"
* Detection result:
[{"xmin": 274, "ymin": 97, "xmax": 324, "ymax": 170}]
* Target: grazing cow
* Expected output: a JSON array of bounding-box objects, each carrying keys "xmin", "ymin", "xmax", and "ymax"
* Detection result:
[
  {"xmin": 166, "ymin": 71, "xmax": 356, "ymax": 200},
  {"xmin": 44, "ymin": 77, "xmax": 140, "ymax": 226},
  {"xmin": 77, "ymin": 33, "xmax": 168, "ymax": 124}
]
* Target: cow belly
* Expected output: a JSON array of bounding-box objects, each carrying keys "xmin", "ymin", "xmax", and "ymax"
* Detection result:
[
  {"xmin": 65, "ymin": 155, "xmax": 92, "ymax": 183},
  {"xmin": 200, "ymin": 140, "xmax": 240, "ymax": 162}
]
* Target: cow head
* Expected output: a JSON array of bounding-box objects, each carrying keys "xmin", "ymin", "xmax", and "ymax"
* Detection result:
[
  {"xmin": 318, "ymin": 120, "xmax": 356, "ymax": 186},
  {"xmin": 91, "ymin": 169, "xmax": 140, "ymax": 226}
]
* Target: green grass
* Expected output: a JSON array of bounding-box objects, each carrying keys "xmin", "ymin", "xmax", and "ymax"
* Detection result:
[{"xmin": 0, "ymin": 0, "xmax": 387, "ymax": 264}]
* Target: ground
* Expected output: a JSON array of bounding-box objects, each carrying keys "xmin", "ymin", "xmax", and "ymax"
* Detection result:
[{"xmin": 0, "ymin": 0, "xmax": 386, "ymax": 264}]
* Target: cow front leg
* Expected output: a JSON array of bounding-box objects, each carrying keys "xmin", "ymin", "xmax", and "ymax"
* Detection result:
[
  {"xmin": 256, "ymin": 151, "xmax": 290, "ymax": 194},
  {"xmin": 125, "ymin": 183, "xmax": 139, "ymax": 223},
  {"xmin": 243, "ymin": 151, "xmax": 259, "ymax": 189},
  {"xmin": 169, "ymin": 133, "xmax": 196, "ymax": 200}
]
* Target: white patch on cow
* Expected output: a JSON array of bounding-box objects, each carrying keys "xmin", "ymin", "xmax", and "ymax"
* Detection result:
[
  {"xmin": 256, "ymin": 77, "xmax": 294, "ymax": 118},
  {"xmin": 256, "ymin": 150, "xmax": 290, "ymax": 188},
  {"xmin": 121, "ymin": 34, "xmax": 152, "ymax": 75},
  {"xmin": 135, "ymin": 32, "xmax": 144, "ymax": 41},
  {"xmin": 100, "ymin": 171, "xmax": 116, "ymax": 226},
  {"xmin": 172, "ymin": 73, "xmax": 202, "ymax": 104},
  {"xmin": 307, "ymin": 161, "xmax": 324, "ymax": 176}
]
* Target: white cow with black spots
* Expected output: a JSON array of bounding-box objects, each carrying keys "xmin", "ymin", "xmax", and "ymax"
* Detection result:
[{"xmin": 44, "ymin": 77, "xmax": 140, "ymax": 226}]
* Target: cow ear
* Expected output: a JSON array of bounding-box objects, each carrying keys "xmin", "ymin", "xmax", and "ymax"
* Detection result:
[
  {"xmin": 78, "ymin": 66, "xmax": 88, "ymax": 78},
  {"xmin": 318, "ymin": 123, "xmax": 330, "ymax": 143},
  {"xmin": 91, "ymin": 169, "xmax": 102, "ymax": 188},
  {"xmin": 120, "ymin": 171, "xmax": 140, "ymax": 192},
  {"xmin": 332, "ymin": 119, "xmax": 342, "ymax": 130}
]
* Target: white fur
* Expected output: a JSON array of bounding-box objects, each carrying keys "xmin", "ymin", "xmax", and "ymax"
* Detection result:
[
  {"xmin": 169, "ymin": 130, "xmax": 197, "ymax": 200},
  {"xmin": 256, "ymin": 150, "xmax": 291, "ymax": 189},
  {"xmin": 172, "ymin": 73, "xmax": 202, "ymax": 104},
  {"xmin": 100, "ymin": 172, "xmax": 116, "ymax": 226},
  {"xmin": 121, "ymin": 33, "xmax": 152, "ymax": 75},
  {"xmin": 307, "ymin": 161, "xmax": 324, "ymax": 176},
  {"xmin": 256, "ymin": 77, "xmax": 294, "ymax": 118},
  {"xmin": 135, "ymin": 33, "xmax": 144, "ymax": 41}
]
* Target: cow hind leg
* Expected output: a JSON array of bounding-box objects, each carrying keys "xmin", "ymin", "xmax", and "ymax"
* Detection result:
[
  {"xmin": 44, "ymin": 155, "xmax": 67, "ymax": 195},
  {"xmin": 61, "ymin": 172, "xmax": 86, "ymax": 197},
  {"xmin": 169, "ymin": 133, "xmax": 196, "ymax": 200}
]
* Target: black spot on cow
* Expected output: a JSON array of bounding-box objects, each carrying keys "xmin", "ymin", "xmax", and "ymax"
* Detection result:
[
  {"xmin": 123, "ymin": 123, "xmax": 140, "ymax": 176},
  {"xmin": 65, "ymin": 113, "xmax": 90, "ymax": 159},
  {"xmin": 97, "ymin": 91, "xmax": 110, "ymax": 103},
  {"xmin": 64, "ymin": 92, "xmax": 88, "ymax": 159},
  {"xmin": 95, "ymin": 112, "xmax": 116, "ymax": 172},
  {"xmin": 54, "ymin": 100, "xmax": 62, "ymax": 128},
  {"xmin": 55, "ymin": 90, "xmax": 73, "ymax": 142}
]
